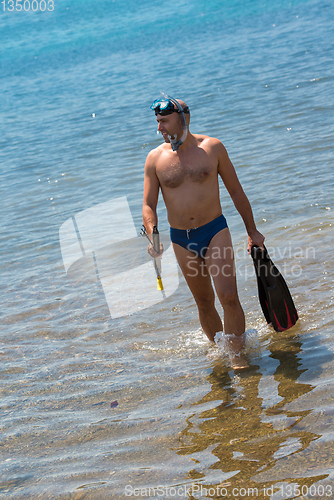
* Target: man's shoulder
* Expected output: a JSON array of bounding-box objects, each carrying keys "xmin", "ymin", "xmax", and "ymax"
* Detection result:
[
  {"xmin": 145, "ymin": 143, "xmax": 167, "ymax": 169},
  {"xmin": 147, "ymin": 144, "xmax": 162, "ymax": 159},
  {"xmin": 148, "ymin": 142, "xmax": 170, "ymax": 156},
  {"xmin": 194, "ymin": 134, "xmax": 224, "ymax": 149}
]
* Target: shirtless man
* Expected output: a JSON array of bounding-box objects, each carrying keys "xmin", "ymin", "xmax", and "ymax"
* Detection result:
[{"xmin": 143, "ymin": 94, "xmax": 264, "ymax": 343}]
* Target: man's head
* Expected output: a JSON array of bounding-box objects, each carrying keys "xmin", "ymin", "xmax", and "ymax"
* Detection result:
[{"xmin": 150, "ymin": 94, "xmax": 190, "ymax": 151}]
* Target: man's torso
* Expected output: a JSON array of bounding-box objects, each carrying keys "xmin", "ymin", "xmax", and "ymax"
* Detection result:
[{"xmin": 155, "ymin": 135, "xmax": 223, "ymax": 229}]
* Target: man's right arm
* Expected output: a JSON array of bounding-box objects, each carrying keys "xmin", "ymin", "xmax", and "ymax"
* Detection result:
[{"xmin": 142, "ymin": 150, "xmax": 160, "ymax": 236}]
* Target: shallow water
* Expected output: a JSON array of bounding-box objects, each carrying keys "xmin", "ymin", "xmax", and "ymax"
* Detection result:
[{"xmin": 1, "ymin": 0, "xmax": 334, "ymax": 498}]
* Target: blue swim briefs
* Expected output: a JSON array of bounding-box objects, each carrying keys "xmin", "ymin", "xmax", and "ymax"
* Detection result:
[{"xmin": 170, "ymin": 214, "xmax": 228, "ymax": 257}]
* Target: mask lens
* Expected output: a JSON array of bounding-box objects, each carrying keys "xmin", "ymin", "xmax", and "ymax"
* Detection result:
[{"xmin": 150, "ymin": 99, "xmax": 175, "ymax": 115}]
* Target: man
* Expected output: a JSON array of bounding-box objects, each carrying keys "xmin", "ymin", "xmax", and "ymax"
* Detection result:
[{"xmin": 142, "ymin": 94, "xmax": 264, "ymax": 344}]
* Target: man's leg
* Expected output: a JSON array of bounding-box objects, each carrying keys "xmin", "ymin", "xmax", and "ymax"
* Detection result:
[
  {"xmin": 172, "ymin": 243, "xmax": 223, "ymax": 341},
  {"xmin": 205, "ymin": 228, "xmax": 245, "ymax": 337}
]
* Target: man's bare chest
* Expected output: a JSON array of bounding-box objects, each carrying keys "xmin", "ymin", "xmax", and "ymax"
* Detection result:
[{"xmin": 157, "ymin": 156, "xmax": 217, "ymax": 189}]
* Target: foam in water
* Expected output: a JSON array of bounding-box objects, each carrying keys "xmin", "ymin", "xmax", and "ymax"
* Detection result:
[{"xmin": 214, "ymin": 329, "xmax": 258, "ymax": 369}]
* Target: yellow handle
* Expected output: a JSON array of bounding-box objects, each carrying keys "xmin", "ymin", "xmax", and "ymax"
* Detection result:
[{"xmin": 157, "ymin": 276, "xmax": 163, "ymax": 291}]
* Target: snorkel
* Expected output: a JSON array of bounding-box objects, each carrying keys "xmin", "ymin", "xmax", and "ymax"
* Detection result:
[{"xmin": 151, "ymin": 92, "xmax": 189, "ymax": 152}]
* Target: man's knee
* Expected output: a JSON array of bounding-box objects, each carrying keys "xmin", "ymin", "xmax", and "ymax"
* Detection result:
[
  {"xmin": 195, "ymin": 294, "xmax": 215, "ymax": 312},
  {"xmin": 216, "ymin": 287, "xmax": 239, "ymax": 308}
]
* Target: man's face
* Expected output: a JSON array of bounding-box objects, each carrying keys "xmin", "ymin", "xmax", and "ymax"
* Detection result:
[{"xmin": 156, "ymin": 112, "xmax": 182, "ymax": 143}]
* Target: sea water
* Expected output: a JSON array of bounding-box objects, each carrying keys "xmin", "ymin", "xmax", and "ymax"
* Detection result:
[{"xmin": 1, "ymin": 0, "xmax": 334, "ymax": 498}]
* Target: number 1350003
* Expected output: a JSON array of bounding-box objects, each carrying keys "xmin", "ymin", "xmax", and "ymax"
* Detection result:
[{"xmin": 2, "ymin": 0, "xmax": 54, "ymax": 11}]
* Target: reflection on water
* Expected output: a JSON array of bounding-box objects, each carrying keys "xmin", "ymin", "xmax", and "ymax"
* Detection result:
[
  {"xmin": 2, "ymin": 302, "xmax": 334, "ymax": 498},
  {"xmin": 173, "ymin": 330, "xmax": 334, "ymax": 498}
]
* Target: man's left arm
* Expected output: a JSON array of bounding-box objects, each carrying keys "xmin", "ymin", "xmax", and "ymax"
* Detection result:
[{"xmin": 216, "ymin": 140, "xmax": 265, "ymax": 252}]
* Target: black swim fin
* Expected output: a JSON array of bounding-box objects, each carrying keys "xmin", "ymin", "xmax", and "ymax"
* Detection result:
[{"xmin": 251, "ymin": 245, "xmax": 298, "ymax": 332}]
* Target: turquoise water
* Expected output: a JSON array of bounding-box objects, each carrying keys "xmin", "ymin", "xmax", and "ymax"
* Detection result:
[{"xmin": 1, "ymin": 0, "xmax": 334, "ymax": 498}]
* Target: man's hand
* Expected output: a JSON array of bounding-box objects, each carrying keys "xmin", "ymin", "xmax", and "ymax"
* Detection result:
[
  {"xmin": 147, "ymin": 242, "xmax": 164, "ymax": 258},
  {"xmin": 247, "ymin": 229, "xmax": 265, "ymax": 253}
]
